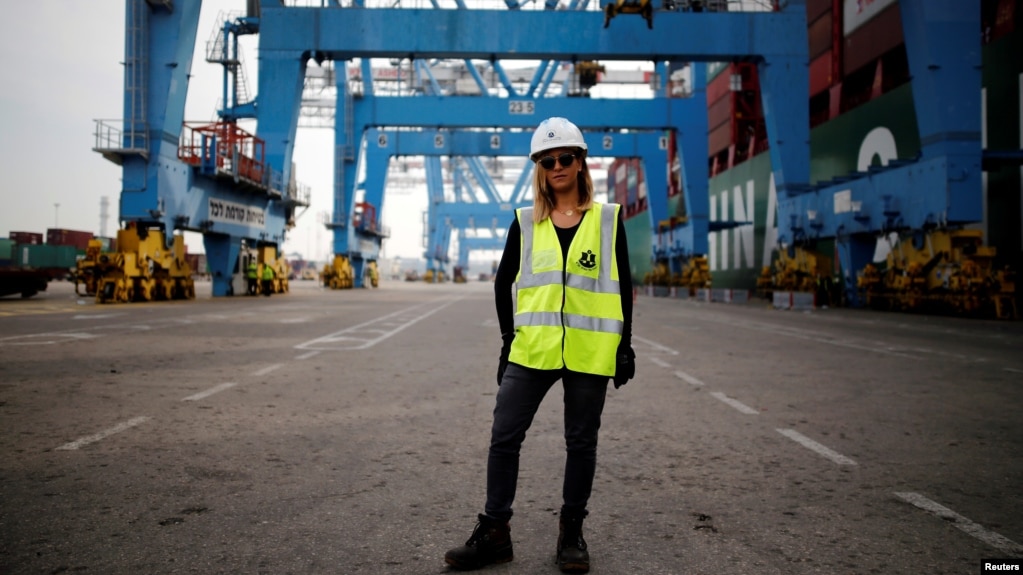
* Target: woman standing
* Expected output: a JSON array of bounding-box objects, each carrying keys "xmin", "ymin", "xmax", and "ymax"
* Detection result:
[{"xmin": 445, "ymin": 117, "xmax": 636, "ymax": 573}]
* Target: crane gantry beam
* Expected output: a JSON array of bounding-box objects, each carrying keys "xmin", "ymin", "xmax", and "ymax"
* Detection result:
[{"xmin": 255, "ymin": 0, "xmax": 809, "ymax": 287}]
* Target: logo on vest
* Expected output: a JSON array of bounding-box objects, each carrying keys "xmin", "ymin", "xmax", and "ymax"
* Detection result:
[{"xmin": 577, "ymin": 250, "xmax": 597, "ymax": 270}]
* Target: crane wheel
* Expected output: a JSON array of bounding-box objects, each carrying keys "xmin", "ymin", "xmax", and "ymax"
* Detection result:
[{"xmin": 116, "ymin": 280, "xmax": 131, "ymax": 303}]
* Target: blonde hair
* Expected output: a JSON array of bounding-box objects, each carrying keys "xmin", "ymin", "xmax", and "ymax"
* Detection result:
[{"xmin": 531, "ymin": 148, "xmax": 594, "ymax": 223}]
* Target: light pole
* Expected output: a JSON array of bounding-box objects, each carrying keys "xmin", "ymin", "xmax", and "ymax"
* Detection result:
[{"xmin": 54, "ymin": 203, "xmax": 60, "ymax": 228}]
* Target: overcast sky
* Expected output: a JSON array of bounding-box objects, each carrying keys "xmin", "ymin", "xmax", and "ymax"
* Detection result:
[{"xmin": 0, "ymin": 1, "xmax": 431, "ymax": 262}]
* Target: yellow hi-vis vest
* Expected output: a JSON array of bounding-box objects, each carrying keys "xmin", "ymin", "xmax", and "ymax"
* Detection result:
[{"xmin": 509, "ymin": 203, "xmax": 624, "ymax": 376}]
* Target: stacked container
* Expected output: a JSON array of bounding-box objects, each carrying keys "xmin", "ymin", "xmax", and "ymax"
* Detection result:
[
  {"xmin": 46, "ymin": 228, "xmax": 93, "ymax": 251},
  {"xmin": 606, "ymin": 158, "xmax": 648, "ymax": 219},
  {"xmin": 0, "ymin": 238, "xmax": 13, "ymax": 267},
  {"xmin": 706, "ymin": 62, "xmax": 766, "ymax": 174},
  {"xmin": 9, "ymin": 232, "xmax": 43, "ymax": 245}
]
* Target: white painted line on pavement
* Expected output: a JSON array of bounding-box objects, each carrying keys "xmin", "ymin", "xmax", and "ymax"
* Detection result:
[
  {"xmin": 296, "ymin": 350, "xmax": 320, "ymax": 360},
  {"xmin": 894, "ymin": 492, "xmax": 1023, "ymax": 556},
  {"xmin": 1005, "ymin": 367, "xmax": 1023, "ymax": 374},
  {"xmin": 649, "ymin": 357, "xmax": 671, "ymax": 368},
  {"xmin": 632, "ymin": 335, "xmax": 679, "ymax": 355},
  {"xmin": 709, "ymin": 392, "xmax": 759, "ymax": 415},
  {"xmin": 182, "ymin": 382, "xmax": 237, "ymax": 402},
  {"xmin": 0, "ymin": 318, "xmax": 194, "ymax": 347},
  {"xmin": 712, "ymin": 319, "xmax": 924, "ymax": 360},
  {"xmin": 0, "ymin": 333, "xmax": 99, "ymax": 346},
  {"xmin": 296, "ymin": 297, "xmax": 460, "ymax": 351},
  {"xmin": 253, "ymin": 364, "xmax": 283, "ymax": 376},
  {"xmin": 674, "ymin": 371, "xmax": 705, "ymax": 387},
  {"xmin": 55, "ymin": 416, "xmax": 151, "ymax": 451},
  {"xmin": 776, "ymin": 429, "xmax": 857, "ymax": 465}
]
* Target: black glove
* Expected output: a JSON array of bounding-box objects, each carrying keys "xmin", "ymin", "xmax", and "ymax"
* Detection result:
[
  {"xmin": 613, "ymin": 345, "xmax": 635, "ymax": 389},
  {"xmin": 497, "ymin": 332, "xmax": 514, "ymax": 386}
]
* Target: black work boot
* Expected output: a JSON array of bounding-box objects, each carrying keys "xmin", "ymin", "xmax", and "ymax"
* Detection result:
[
  {"xmin": 444, "ymin": 514, "xmax": 513, "ymax": 571},
  {"xmin": 556, "ymin": 514, "xmax": 590, "ymax": 574}
]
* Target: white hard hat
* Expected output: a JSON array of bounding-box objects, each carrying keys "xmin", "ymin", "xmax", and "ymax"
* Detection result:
[{"xmin": 530, "ymin": 117, "xmax": 587, "ymax": 161}]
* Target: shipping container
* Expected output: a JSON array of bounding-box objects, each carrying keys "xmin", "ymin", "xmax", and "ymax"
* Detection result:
[
  {"xmin": 0, "ymin": 238, "xmax": 13, "ymax": 262},
  {"xmin": 983, "ymin": 0, "xmax": 1018, "ymax": 44},
  {"xmin": 843, "ymin": 1, "xmax": 902, "ymax": 76},
  {"xmin": 706, "ymin": 61, "xmax": 728, "ymax": 84},
  {"xmin": 707, "ymin": 95, "xmax": 733, "ymax": 132},
  {"xmin": 46, "ymin": 228, "xmax": 93, "ymax": 251},
  {"xmin": 607, "ymin": 158, "xmax": 648, "ymax": 219},
  {"xmin": 706, "ymin": 67, "xmax": 733, "ymax": 107},
  {"xmin": 611, "ymin": 160, "xmax": 629, "ymax": 206},
  {"xmin": 709, "ymin": 122, "xmax": 733, "ymax": 157},
  {"xmin": 809, "ymin": 50, "xmax": 833, "ymax": 96},
  {"xmin": 626, "ymin": 165, "xmax": 639, "ymax": 206},
  {"xmin": 809, "ymin": 11, "xmax": 833, "ymax": 59},
  {"xmin": 842, "ymin": 0, "xmax": 897, "ymax": 36},
  {"xmin": 807, "ymin": 0, "xmax": 832, "ymax": 24},
  {"xmin": 9, "ymin": 231, "xmax": 43, "ymax": 245},
  {"xmin": 14, "ymin": 244, "xmax": 79, "ymax": 271}
]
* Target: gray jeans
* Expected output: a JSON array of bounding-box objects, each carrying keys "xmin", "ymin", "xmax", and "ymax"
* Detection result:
[{"xmin": 485, "ymin": 362, "xmax": 609, "ymax": 521}]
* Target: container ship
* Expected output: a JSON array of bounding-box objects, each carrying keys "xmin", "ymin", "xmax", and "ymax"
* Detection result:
[{"xmin": 610, "ymin": 0, "xmax": 1021, "ymax": 311}]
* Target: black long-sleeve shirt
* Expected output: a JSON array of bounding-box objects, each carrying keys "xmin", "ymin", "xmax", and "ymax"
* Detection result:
[{"xmin": 494, "ymin": 208, "xmax": 633, "ymax": 349}]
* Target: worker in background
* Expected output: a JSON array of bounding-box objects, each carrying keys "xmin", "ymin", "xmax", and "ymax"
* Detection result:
[
  {"xmin": 445, "ymin": 117, "xmax": 635, "ymax": 574},
  {"xmin": 260, "ymin": 262, "xmax": 275, "ymax": 296},
  {"xmin": 246, "ymin": 260, "xmax": 258, "ymax": 296}
]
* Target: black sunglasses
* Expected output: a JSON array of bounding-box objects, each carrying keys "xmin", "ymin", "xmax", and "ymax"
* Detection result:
[{"xmin": 537, "ymin": 152, "xmax": 577, "ymax": 170}]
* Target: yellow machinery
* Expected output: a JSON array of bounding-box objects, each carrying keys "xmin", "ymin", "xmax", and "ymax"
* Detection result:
[
  {"xmin": 572, "ymin": 61, "xmax": 606, "ymax": 96},
  {"xmin": 643, "ymin": 261, "xmax": 672, "ymax": 287},
  {"xmin": 678, "ymin": 255, "xmax": 711, "ymax": 295},
  {"xmin": 75, "ymin": 225, "xmax": 195, "ymax": 304},
  {"xmin": 858, "ymin": 229, "xmax": 1017, "ymax": 319},
  {"xmin": 255, "ymin": 245, "xmax": 290, "ymax": 295},
  {"xmin": 643, "ymin": 256, "xmax": 711, "ymax": 296},
  {"xmin": 772, "ymin": 247, "xmax": 827, "ymax": 293},
  {"xmin": 422, "ymin": 269, "xmax": 447, "ymax": 283},
  {"xmin": 755, "ymin": 265, "xmax": 774, "ymax": 299},
  {"xmin": 366, "ymin": 261, "xmax": 379, "ymax": 288},
  {"xmin": 453, "ymin": 266, "xmax": 467, "ymax": 284},
  {"xmin": 759, "ymin": 245, "xmax": 834, "ymax": 305},
  {"xmin": 74, "ymin": 239, "xmax": 107, "ymax": 298},
  {"xmin": 322, "ymin": 255, "xmax": 354, "ymax": 289},
  {"xmin": 603, "ymin": 0, "xmax": 652, "ymax": 28}
]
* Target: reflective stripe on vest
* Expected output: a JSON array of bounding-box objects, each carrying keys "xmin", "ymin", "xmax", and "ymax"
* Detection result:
[{"xmin": 510, "ymin": 203, "xmax": 623, "ymax": 376}]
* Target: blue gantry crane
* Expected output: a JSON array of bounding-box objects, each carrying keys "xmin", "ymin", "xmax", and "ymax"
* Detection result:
[
  {"xmin": 770, "ymin": 0, "xmax": 1015, "ymax": 318},
  {"xmin": 93, "ymin": 0, "xmax": 833, "ymax": 303},
  {"xmin": 253, "ymin": 0, "xmax": 809, "ymax": 292},
  {"xmin": 356, "ymin": 128, "xmax": 671, "ymax": 282},
  {"xmin": 94, "ymin": 0, "xmax": 1010, "ymax": 319},
  {"xmin": 92, "ymin": 0, "xmax": 309, "ymax": 301}
]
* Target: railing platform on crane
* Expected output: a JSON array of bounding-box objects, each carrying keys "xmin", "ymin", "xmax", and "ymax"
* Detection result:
[
  {"xmin": 93, "ymin": 119, "xmax": 149, "ymax": 166},
  {"xmin": 178, "ymin": 121, "xmax": 270, "ymax": 194},
  {"xmin": 352, "ymin": 202, "xmax": 390, "ymax": 239}
]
